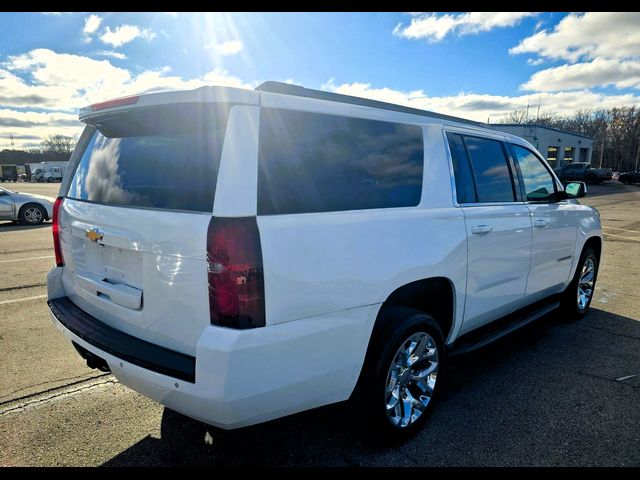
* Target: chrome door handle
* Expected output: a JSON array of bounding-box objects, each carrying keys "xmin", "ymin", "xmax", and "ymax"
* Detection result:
[
  {"xmin": 471, "ymin": 225, "xmax": 493, "ymax": 235},
  {"xmin": 534, "ymin": 219, "xmax": 550, "ymax": 229}
]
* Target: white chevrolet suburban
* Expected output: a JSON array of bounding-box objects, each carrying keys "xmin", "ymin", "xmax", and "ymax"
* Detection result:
[{"xmin": 47, "ymin": 82, "xmax": 602, "ymax": 438}]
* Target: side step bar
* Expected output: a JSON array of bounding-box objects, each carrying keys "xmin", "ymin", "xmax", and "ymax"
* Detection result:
[{"xmin": 448, "ymin": 299, "xmax": 561, "ymax": 356}]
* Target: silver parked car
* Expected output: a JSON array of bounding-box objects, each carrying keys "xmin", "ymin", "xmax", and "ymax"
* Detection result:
[{"xmin": 0, "ymin": 187, "xmax": 54, "ymax": 225}]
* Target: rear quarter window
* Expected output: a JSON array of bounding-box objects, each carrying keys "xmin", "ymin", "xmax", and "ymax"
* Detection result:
[
  {"xmin": 67, "ymin": 104, "xmax": 229, "ymax": 213},
  {"xmin": 257, "ymin": 108, "xmax": 424, "ymax": 215}
]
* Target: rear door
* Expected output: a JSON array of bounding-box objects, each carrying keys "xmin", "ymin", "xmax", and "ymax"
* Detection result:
[
  {"xmin": 58, "ymin": 102, "xmax": 231, "ymax": 355},
  {"xmin": 509, "ymin": 143, "xmax": 577, "ymax": 297},
  {"xmin": 446, "ymin": 131, "xmax": 532, "ymax": 335}
]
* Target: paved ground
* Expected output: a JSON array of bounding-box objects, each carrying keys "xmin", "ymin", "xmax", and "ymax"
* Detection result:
[{"xmin": 0, "ymin": 181, "xmax": 638, "ymax": 466}]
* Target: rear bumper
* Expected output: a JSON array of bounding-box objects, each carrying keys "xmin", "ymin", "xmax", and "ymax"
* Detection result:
[
  {"xmin": 48, "ymin": 297, "xmax": 195, "ymax": 382},
  {"xmin": 47, "ymin": 269, "xmax": 378, "ymax": 429}
]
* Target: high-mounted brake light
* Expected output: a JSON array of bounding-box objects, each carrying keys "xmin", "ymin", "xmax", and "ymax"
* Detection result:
[
  {"xmin": 207, "ymin": 217, "xmax": 266, "ymax": 329},
  {"xmin": 52, "ymin": 197, "xmax": 64, "ymax": 267},
  {"xmin": 90, "ymin": 95, "xmax": 140, "ymax": 111}
]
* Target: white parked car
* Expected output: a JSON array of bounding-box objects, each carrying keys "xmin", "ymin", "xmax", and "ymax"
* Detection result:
[{"xmin": 47, "ymin": 82, "xmax": 602, "ymax": 439}]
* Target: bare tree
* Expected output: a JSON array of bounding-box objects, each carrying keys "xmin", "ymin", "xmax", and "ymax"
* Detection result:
[
  {"xmin": 501, "ymin": 109, "xmax": 530, "ymax": 124},
  {"xmin": 41, "ymin": 134, "xmax": 75, "ymax": 155},
  {"xmin": 498, "ymin": 106, "xmax": 640, "ymax": 171}
]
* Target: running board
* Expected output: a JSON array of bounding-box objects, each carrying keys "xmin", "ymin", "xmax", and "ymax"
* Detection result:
[{"xmin": 448, "ymin": 300, "xmax": 561, "ymax": 356}]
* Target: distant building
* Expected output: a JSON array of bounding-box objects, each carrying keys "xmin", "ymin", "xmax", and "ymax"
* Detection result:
[{"xmin": 489, "ymin": 124, "xmax": 595, "ymax": 170}]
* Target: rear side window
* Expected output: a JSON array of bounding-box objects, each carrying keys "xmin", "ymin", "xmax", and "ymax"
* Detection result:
[
  {"xmin": 67, "ymin": 104, "xmax": 229, "ymax": 213},
  {"xmin": 446, "ymin": 132, "xmax": 476, "ymax": 203},
  {"xmin": 257, "ymin": 108, "xmax": 424, "ymax": 215},
  {"xmin": 463, "ymin": 136, "xmax": 515, "ymax": 202}
]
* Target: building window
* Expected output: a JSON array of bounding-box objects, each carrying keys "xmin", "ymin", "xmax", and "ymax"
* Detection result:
[
  {"xmin": 547, "ymin": 146, "xmax": 558, "ymax": 168},
  {"xmin": 564, "ymin": 147, "xmax": 574, "ymax": 163}
]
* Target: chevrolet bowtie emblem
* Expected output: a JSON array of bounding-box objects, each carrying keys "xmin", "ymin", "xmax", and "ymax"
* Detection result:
[{"xmin": 85, "ymin": 228, "xmax": 104, "ymax": 242}]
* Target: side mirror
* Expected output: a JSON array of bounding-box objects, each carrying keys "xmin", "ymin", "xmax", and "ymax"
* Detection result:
[{"xmin": 564, "ymin": 181, "xmax": 587, "ymax": 199}]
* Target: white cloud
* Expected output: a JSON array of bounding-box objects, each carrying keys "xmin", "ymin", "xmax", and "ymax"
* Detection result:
[
  {"xmin": 205, "ymin": 40, "xmax": 243, "ymax": 56},
  {"xmin": 394, "ymin": 12, "xmax": 536, "ymax": 42},
  {"xmin": 95, "ymin": 50, "xmax": 128, "ymax": 60},
  {"xmin": 0, "ymin": 108, "xmax": 82, "ymax": 149},
  {"xmin": 522, "ymin": 58, "xmax": 640, "ymax": 92},
  {"xmin": 83, "ymin": 14, "xmax": 102, "ymax": 35},
  {"xmin": 100, "ymin": 24, "xmax": 156, "ymax": 47},
  {"xmin": 527, "ymin": 58, "xmax": 544, "ymax": 66},
  {"xmin": 321, "ymin": 79, "xmax": 640, "ymax": 123},
  {"xmin": 4, "ymin": 49, "xmax": 131, "ymax": 107},
  {"xmin": 510, "ymin": 12, "xmax": 640, "ymax": 63},
  {"xmin": 0, "ymin": 48, "xmax": 259, "ymax": 148}
]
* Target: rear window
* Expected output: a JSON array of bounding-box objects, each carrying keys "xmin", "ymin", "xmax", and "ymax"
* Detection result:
[
  {"xmin": 67, "ymin": 104, "xmax": 229, "ymax": 213},
  {"xmin": 257, "ymin": 108, "xmax": 424, "ymax": 215},
  {"xmin": 463, "ymin": 136, "xmax": 515, "ymax": 203}
]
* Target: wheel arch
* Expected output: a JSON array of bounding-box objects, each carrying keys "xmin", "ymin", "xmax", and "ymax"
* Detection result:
[
  {"xmin": 349, "ymin": 276, "xmax": 455, "ymax": 405},
  {"xmin": 19, "ymin": 202, "xmax": 49, "ymax": 221},
  {"xmin": 376, "ymin": 277, "xmax": 456, "ymax": 345}
]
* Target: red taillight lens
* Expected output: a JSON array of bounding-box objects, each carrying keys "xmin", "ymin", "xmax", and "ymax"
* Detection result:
[
  {"xmin": 90, "ymin": 95, "xmax": 140, "ymax": 111},
  {"xmin": 207, "ymin": 217, "xmax": 265, "ymax": 329},
  {"xmin": 52, "ymin": 197, "xmax": 64, "ymax": 267}
]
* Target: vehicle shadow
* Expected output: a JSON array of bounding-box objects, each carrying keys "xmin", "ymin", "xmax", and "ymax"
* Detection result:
[
  {"xmin": 101, "ymin": 307, "xmax": 640, "ymax": 466},
  {"xmin": 583, "ymin": 182, "xmax": 633, "ymax": 197},
  {"xmin": 0, "ymin": 221, "xmax": 51, "ymax": 232}
]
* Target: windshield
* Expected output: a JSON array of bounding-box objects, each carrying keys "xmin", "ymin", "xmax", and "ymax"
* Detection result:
[{"xmin": 67, "ymin": 103, "xmax": 230, "ymax": 213}]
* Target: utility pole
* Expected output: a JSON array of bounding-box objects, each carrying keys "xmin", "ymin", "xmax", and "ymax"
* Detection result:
[{"xmin": 635, "ymin": 143, "xmax": 640, "ymax": 171}]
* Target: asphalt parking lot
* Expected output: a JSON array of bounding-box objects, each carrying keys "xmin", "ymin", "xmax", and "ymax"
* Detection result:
[{"xmin": 0, "ymin": 181, "xmax": 639, "ymax": 466}]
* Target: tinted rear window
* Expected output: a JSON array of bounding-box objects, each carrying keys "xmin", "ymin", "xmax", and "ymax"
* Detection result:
[
  {"xmin": 257, "ymin": 108, "xmax": 424, "ymax": 215},
  {"xmin": 67, "ymin": 104, "xmax": 229, "ymax": 212},
  {"xmin": 446, "ymin": 132, "xmax": 476, "ymax": 203},
  {"xmin": 463, "ymin": 136, "xmax": 515, "ymax": 202}
]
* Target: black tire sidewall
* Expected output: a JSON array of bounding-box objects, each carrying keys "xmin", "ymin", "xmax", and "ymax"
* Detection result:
[
  {"xmin": 562, "ymin": 247, "xmax": 598, "ymax": 319},
  {"xmin": 358, "ymin": 308, "xmax": 445, "ymax": 441}
]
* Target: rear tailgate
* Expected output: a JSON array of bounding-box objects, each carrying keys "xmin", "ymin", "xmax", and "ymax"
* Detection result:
[{"xmin": 57, "ymin": 101, "xmax": 232, "ymax": 356}]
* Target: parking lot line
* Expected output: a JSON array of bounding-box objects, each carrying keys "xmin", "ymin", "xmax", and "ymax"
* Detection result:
[
  {"xmin": 0, "ymin": 294, "xmax": 47, "ymax": 306},
  {"xmin": 602, "ymin": 225, "xmax": 640, "ymax": 234},
  {"xmin": 0, "ymin": 255, "xmax": 54, "ymax": 264},
  {"xmin": 602, "ymin": 232, "xmax": 640, "ymax": 241}
]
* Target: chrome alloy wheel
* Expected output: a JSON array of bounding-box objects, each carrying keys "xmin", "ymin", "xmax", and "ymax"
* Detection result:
[
  {"xmin": 577, "ymin": 257, "xmax": 595, "ymax": 311},
  {"xmin": 24, "ymin": 206, "xmax": 43, "ymax": 224},
  {"xmin": 385, "ymin": 332, "xmax": 439, "ymax": 428}
]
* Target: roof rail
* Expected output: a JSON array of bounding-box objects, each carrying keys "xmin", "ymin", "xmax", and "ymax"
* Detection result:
[{"xmin": 255, "ymin": 81, "xmax": 485, "ymax": 127}]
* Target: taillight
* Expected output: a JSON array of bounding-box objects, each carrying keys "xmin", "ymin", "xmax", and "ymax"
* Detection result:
[
  {"xmin": 52, "ymin": 197, "xmax": 64, "ymax": 267},
  {"xmin": 90, "ymin": 95, "xmax": 139, "ymax": 111},
  {"xmin": 207, "ymin": 217, "xmax": 265, "ymax": 329}
]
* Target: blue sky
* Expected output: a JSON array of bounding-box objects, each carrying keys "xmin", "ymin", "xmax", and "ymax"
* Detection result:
[{"xmin": 1, "ymin": 12, "xmax": 639, "ymax": 149}]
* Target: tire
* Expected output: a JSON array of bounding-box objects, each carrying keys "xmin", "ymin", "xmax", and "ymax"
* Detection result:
[
  {"xmin": 19, "ymin": 203, "xmax": 46, "ymax": 225},
  {"xmin": 560, "ymin": 247, "xmax": 599, "ymax": 320},
  {"xmin": 352, "ymin": 306, "xmax": 444, "ymax": 441},
  {"xmin": 47, "ymin": 177, "xmax": 55, "ymax": 183}
]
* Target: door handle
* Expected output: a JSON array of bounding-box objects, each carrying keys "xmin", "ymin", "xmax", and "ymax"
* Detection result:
[
  {"xmin": 534, "ymin": 219, "xmax": 550, "ymax": 229},
  {"xmin": 471, "ymin": 225, "xmax": 493, "ymax": 235}
]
